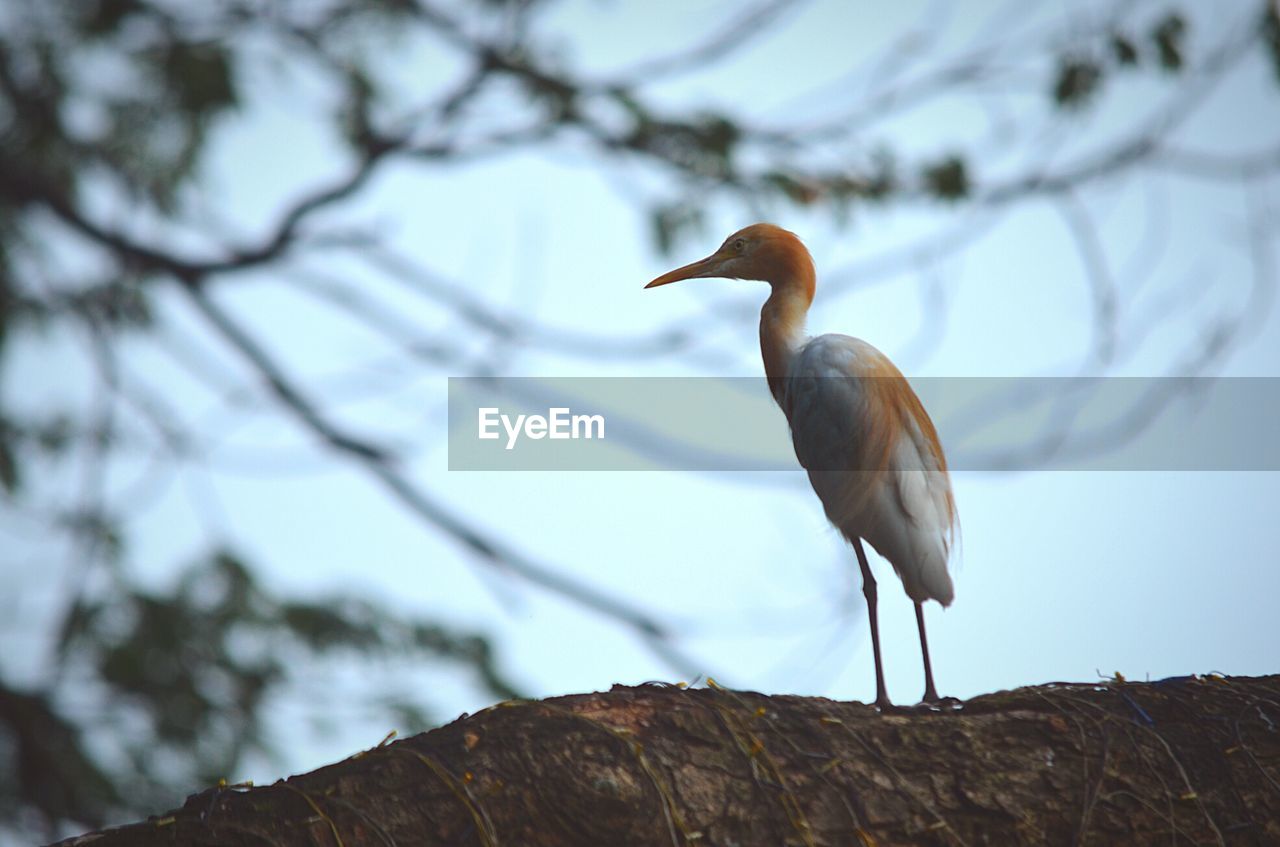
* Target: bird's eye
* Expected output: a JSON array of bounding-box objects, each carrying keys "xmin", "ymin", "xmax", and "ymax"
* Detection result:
[{"xmin": 732, "ymin": 238, "xmax": 746, "ymax": 252}]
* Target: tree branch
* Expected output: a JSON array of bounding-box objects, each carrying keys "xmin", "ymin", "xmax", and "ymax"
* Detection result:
[{"xmin": 57, "ymin": 674, "xmax": 1280, "ymax": 847}]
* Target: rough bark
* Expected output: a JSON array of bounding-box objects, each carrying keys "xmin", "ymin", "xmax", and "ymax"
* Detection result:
[{"xmin": 54, "ymin": 675, "xmax": 1280, "ymax": 846}]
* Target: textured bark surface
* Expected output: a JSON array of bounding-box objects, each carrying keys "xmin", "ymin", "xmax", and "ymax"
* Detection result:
[{"xmin": 55, "ymin": 675, "xmax": 1280, "ymax": 846}]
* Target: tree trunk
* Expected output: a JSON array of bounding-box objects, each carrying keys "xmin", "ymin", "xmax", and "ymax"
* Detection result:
[{"xmin": 54, "ymin": 675, "xmax": 1280, "ymax": 846}]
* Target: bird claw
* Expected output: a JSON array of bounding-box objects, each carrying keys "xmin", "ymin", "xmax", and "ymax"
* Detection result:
[{"xmin": 870, "ymin": 695, "xmax": 962, "ymax": 715}]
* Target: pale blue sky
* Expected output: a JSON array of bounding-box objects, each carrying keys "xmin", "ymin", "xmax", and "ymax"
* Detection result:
[{"xmin": 4, "ymin": 0, "xmax": 1279, "ymax": 789}]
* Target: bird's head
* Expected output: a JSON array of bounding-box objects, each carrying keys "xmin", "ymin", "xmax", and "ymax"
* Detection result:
[{"xmin": 644, "ymin": 223, "xmax": 814, "ymax": 292}]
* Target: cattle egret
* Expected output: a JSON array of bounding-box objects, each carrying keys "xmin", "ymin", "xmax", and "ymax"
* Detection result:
[{"xmin": 646, "ymin": 223, "xmax": 957, "ymax": 709}]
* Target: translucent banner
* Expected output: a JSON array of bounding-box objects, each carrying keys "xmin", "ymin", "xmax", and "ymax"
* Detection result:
[{"xmin": 447, "ymin": 377, "xmax": 1280, "ymax": 471}]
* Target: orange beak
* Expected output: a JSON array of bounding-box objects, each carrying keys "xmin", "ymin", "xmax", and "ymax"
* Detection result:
[{"xmin": 644, "ymin": 252, "xmax": 726, "ymax": 289}]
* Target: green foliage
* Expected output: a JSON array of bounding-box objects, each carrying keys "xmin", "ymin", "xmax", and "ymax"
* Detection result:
[
  {"xmin": 1053, "ymin": 57, "xmax": 1105, "ymax": 109},
  {"xmin": 1050, "ymin": 11, "xmax": 1192, "ymax": 113},
  {"xmin": 1263, "ymin": 3, "xmax": 1280, "ymax": 84},
  {"xmin": 162, "ymin": 43, "xmax": 238, "ymax": 115},
  {"xmin": 1, "ymin": 547, "xmax": 524, "ymax": 833},
  {"xmin": 1111, "ymin": 34, "xmax": 1140, "ymax": 66},
  {"xmin": 0, "ymin": 683, "xmax": 121, "ymax": 831},
  {"xmin": 77, "ymin": 0, "xmax": 144, "ymax": 38},
  {"xmin": 1151, "ymin": 12, "xmax": 1187, "ymax": 72},
  {"xmin": 0, "ymin": 0, "xmax": 240, "ymax": 219},
  {"xmin": 1, "ymin": 17, "xmax": 525, "ymax": 829},
  {"xmin": 652, "ymin": 203, "xmax": 706, "ymax": 256},
  {"xmin": 762, "ymin": 171, "xmax": 820, "ymax": 206},
  {"xmin": 0, "ymin": 426, "xmax": 17, "ymax": 495},
  {"xmin": 855, "ymin": 151, "xmax": 899, "ymax": 203},
  {"xmin": 0, "ymin": 239, "xmax": 13, "ymax": 356},
  {"xmin": 628, "ymin": 113, "xmax": 741, "ymax": 182},
  {"xmin": 922, "ymin": 156, "xmax": 970, "ymax": 202}
]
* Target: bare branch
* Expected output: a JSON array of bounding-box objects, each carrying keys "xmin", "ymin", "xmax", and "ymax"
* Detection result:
[
  {"xmin": 1153, "ymin": 144, "xmax": 1280, "ymax": 179},
  {"xmin": 1056, "ymin": 191, "xmax": 1119, "ymax": 368},
  {"xmin": 177, "ymin": 282, "xmax": 706, "ymax": 678},
  {"xmin": 604, "ymin": 0, "xmax": 801, "ymax": 86}
]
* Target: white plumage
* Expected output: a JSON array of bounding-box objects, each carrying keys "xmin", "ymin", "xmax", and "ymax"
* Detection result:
[{"xmin": 783, "ymin": 334, "xmax": 955, "ymax": 607}]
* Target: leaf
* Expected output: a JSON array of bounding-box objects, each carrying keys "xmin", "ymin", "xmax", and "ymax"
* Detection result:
[
  {"xmin": 0, "ymin": 433, "xmax": 18, "ymax": 496},
  {"xmin": 36, "ymin": 415, "xmax": 74, "ymax": 455},
  {"xmin": 1052, "ymin": 57, "xmax": 1104, "ymax": 109},
  {"xmin": 0, "ymin": 241, "xmax": 13, "ymax": 356},
  {"xmin": 763, "ymin": 171, "xmax": 819, "ymax": 205},
  {"xmin": 922, "ymin": 155, "xmax": 970, "ymax": 201},
  {"xmin": 207, "ymin": 549, "xmax": 256, "ymax": 616},
  {"xmin": 381, "ymin": 697, "xmax": 433, "ymax": 730},
  {"xmin": 863, "ymin": 151, "xmax": 899, "ymax": 202},
  {"xmin": 282, "ymin": 601, "xmax": 380, "ymax": 650},
  {"xmin": 79, "ymin": 0, "xmax": 142, "ymax": 37},
  {"xmin": 1263, "ymin": 3, "xmax": 1280, "ymax": 84},
  {"xmin": 339, "ymin": 66, "xmax": 380, "ymax": 150},
  {"xmin": 77, "ymin": 280, "xmax": 152, "ymax": 330},
  {"xmin": 695, "ymin": 114, "xmax": 740, "ymax": 161},
  {"xmin": 56, "ymin": 597, "xmax": 96, "ymax": 658},
  {"xmin": 650, "ymin": 204, "xmax": 703, "ymax": 256},
  {"xmin": 1151, "ymin": 12, "xmax": 1187, "ymax": 72},
  {"xmin": 64, "ymin": 511, "xmax": 124, "ymax": 562},
  {"xmin": 1110, "ymin": 34, "xmax": 1140, "ymax": 66},
  {"xmin": 164, "ymin": 42, "xmax": 238, "ymax": 114},
  {"xmin": 0, "ymin": 682, "xmax": 121, "ymax": 827}
]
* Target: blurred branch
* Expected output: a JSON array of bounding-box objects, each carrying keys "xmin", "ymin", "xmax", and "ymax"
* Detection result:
[
  {"xmin": 1153, "ymin": 143, "xmax": 1280, "ymax": 179},
  {"xmin": 1056, "ymin": 190, "xmax": 1119, "ymax": 368},
  {"xmin": 604, "ymin": 0, "xmax": 800, "ymax": 85},
  {"xmin": 978, "ymin": 17, "xmax": 1256, "ymax": 207},
  {"xmin": 178, "ymin": 283, "xmax": 703, "ymax": 678}
]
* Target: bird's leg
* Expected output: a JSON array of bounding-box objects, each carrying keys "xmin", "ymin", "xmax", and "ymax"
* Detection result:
[
  {"xmin": 915, "ymin": 601, "xmax": 941, "ymax": 703},
  {"xmin": 853, "ymin": 538, "xmax": 892, "ymax": 710}
]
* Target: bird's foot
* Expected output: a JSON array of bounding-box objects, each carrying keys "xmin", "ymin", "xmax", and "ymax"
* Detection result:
[{"xmin": 918, "ymin": 693, "xmax": 963, "ymax": 711}]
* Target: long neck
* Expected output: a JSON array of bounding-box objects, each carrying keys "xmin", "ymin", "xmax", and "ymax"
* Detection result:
[{"xmin": 759, "ymin": 263, "xmax": 815, "ymax": 406}]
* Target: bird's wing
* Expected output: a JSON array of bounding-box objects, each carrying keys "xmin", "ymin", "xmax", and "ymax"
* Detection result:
[
  {"xmin": 783, "ymin": 335, "xmax": 891, "ymax": 479},
  {"xmin": 783, "ymin": 334, "xmax": 957, "ymax": 604},
  {"xmin": 783, "ymin": 334, "xmax": 947, "ymax": 476}
]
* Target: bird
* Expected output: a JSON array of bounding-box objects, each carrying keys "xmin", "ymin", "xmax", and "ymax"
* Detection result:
[{"xmin": 645, "ymin": 223, "xmax": 957, "ymax": 709}]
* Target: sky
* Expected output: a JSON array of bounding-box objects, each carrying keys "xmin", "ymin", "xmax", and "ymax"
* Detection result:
[{"xmin": 4, "ymin": 0, "xmax": 1280, "ymax": 795}]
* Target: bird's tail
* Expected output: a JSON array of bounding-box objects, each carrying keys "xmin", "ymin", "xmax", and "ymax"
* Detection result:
[
  {"xmin": 855, "ymin": 471, "xmax": 956, "ymax": 607},
  {"xmin": 863, "ymin": 526, "xmax": 954, "ymax": 607}
]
